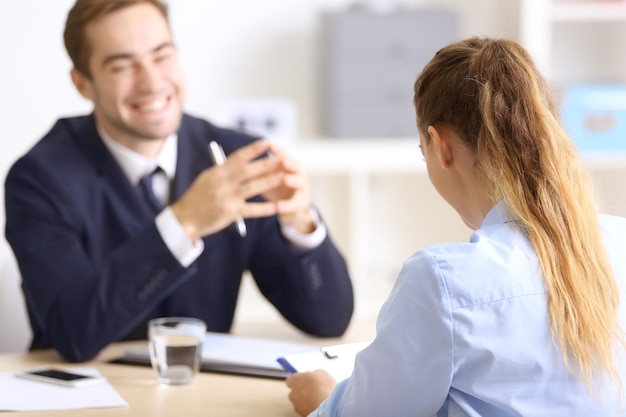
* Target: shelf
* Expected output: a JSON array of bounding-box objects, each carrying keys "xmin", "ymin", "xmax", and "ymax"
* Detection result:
[
  {"xmin": 292, "ymin": 138, "xmax": 426, "ymax": 175},
  {"xmin": 290, "ymin": 138, "xmax": 626, "ymax": 174},
  {"xmin": 520, "ymin": 0, "xmax": 626, "ymax": 81},
  {"xmin": 552, "ymin": 1, "xmax": 626, "ymax": 22}
]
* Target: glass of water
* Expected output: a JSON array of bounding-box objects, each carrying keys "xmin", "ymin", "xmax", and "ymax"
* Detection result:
[{"xmin": 148, "ymin": 317, "xmax": 206, "ymax": 385}]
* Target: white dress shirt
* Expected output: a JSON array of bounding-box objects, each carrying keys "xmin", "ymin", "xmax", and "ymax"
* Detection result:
[
  {"xmin": 98, "ymin": 127, "xmax": 327, "ymax": 267},
  {"xmin": 312, "ymin": 202, "xmax": 626, "ymax": 417}
]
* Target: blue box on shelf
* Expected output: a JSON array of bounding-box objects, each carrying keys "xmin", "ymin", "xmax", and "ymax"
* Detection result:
[{"xmin": 559, "ymin": 84, "xmax": 626, "ymax": 151}]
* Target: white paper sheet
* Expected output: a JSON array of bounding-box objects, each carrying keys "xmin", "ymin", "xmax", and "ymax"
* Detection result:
[
  {"xmin": 199, "ymin": 332, "xmax": 319, "ymax": 369},
  {"xmin": 0, "ymin": 368, "xmax": 127, "ymax": 411},
  {"xmin": 277, "ymin": 341, "xmax": 371, "ymax": 381}
]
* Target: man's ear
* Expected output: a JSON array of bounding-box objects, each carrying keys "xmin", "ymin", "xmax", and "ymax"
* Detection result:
[
  {"xmin": 70, "ymin": 68, "xmax": 94, "ymax": 101},
  {"xmin": 427, "ymin": 125, "xmax": 453, "ymax": 168}
]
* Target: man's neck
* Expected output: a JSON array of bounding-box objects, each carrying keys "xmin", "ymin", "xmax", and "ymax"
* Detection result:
[{"xmin": 95, "ymin": 120, "xmax": 167, "ymax": 159}]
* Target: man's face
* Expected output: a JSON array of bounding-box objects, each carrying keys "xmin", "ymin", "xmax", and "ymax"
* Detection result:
[{"xmin": 72, "ymin": 3, "xmax": 185, "ymax": 153}]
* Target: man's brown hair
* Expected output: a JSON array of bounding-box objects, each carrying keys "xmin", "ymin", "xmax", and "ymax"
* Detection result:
[{"xmin": 63, "ymin": 0, "xmax": 169, "ymax": 78}]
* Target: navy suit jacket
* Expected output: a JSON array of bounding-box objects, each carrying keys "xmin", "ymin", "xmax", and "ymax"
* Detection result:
[{"xmin": 5, "ymin": 114, "xmax": 353, "ymax": 362}]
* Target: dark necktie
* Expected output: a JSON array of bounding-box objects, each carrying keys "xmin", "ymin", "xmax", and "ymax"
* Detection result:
[{"xmin": 138, "ymin": 168, "xmax": 165, "ymax": 214}]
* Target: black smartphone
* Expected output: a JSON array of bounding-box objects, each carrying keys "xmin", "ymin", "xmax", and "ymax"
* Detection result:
[{"xmin": 14, "ymin": 367, "xmax": 106, "ymax": 388}]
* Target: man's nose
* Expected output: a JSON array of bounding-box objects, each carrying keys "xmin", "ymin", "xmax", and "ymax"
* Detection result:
[{"xmin": 136, "ymin": 63, "xmax": 163, "ymax": 91}]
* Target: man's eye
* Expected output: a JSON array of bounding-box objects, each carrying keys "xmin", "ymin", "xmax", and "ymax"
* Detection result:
[
  {"xmin": 155, "ymin": 52, "xmax": 172, "ymax": 63},
  {"xmin": 110, "ymin": 63, "xmax": 132, "ymax": 73}
]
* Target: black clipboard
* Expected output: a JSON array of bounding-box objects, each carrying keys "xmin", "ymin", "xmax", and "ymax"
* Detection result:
[{"xmin": 109, "ymin": 355, "xmax": 289, "ymax": 380}]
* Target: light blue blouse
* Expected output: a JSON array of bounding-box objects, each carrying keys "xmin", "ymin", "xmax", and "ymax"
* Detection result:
[{"xmin": 312, "ymin": 202, "xmax": 626, "ymax": 417}]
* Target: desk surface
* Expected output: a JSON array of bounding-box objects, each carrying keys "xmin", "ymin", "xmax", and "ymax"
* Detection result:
[{"xmin": 0, "ymin": 321, "xmax": 375, "ymax": 417}]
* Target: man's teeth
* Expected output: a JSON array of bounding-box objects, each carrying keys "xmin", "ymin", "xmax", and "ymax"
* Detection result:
[{"xmin": 138, "ymin": 98, "xmax": 167, "ymax": 112}]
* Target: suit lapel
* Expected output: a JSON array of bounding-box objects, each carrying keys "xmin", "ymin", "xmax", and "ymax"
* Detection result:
[
  {"xmin": 171, "ymin": 116, "xmax": 214, "ymax": 203},
  {"xmin": 69, "ymin": 115, "xmax": 155, "ymax": 233}
]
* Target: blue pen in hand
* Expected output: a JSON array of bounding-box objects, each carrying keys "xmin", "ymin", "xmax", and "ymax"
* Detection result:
[
  {"xmin": 208, "ymin": 141, "xmax": 247, "ymax": 237},
  {"xmin": 276, "ymin": 357, "xmax": 299, "ymax": 374}
]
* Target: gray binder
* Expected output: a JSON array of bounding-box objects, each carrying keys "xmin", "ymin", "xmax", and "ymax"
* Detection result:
[{"xmin": 319, "ymin": 9, "xmax": 459, "ymax": 138}]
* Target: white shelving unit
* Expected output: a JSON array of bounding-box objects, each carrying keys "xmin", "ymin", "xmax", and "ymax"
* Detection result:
[{"xmin": 520, "ymin": 0, "xmax": 626, "ymax": 82}]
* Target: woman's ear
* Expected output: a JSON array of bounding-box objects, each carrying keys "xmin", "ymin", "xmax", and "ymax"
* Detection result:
[{"xmin": 427, "ymin": 125, "xmax": 453, "ymax": 168}]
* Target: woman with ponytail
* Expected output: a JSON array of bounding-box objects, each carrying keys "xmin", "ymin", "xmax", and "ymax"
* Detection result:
[{"xmin": 286, "ymin": 37, "xmax": 626, "ymax": 417}]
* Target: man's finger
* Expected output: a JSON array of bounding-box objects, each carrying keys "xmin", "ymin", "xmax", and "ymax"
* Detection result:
[
  {"xmin": 227, "ymin": 139, "xmax": 272, "ymax": 164},
  {"xmin": 240, "ymin": 201, "xmax": 278, "ymax": 218}
]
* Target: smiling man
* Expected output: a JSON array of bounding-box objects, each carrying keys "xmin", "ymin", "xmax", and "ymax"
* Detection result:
[
  {"xmin": 69, "ymin": 2, "xmax": 185, "ymax": 158},
  {"xmin": 4, "ymin": 0, "xmax": 353, "ymax": 363}
]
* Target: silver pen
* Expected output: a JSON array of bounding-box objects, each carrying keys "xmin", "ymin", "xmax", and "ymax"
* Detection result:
[{"xmin": 208, "ymin": 141, "xmax": 247, "ymax": 237}]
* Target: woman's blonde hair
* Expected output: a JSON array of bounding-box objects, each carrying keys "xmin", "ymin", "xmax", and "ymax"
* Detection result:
[{"xmin": 414, "ymin": 37, "xmax": 623, "ymax": 391}]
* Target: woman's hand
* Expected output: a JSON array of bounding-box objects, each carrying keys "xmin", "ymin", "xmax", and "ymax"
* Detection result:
[{"xmin": 286, "ymin": 370, "xmax": 338, "ymax": 417}]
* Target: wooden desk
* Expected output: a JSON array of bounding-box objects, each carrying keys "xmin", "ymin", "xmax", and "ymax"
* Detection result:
[{"xmin": 0, "ymin": 321, "xmax": 375, "ymax": 416}]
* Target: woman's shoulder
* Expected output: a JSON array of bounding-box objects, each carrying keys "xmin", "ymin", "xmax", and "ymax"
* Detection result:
[
  {"xmin": 405, "ymin": 220, "xmax": 534, "ymax": 275},
  {"xmin": 398, "ymin": 224, "xmax": 542, "ymax": 309}
]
